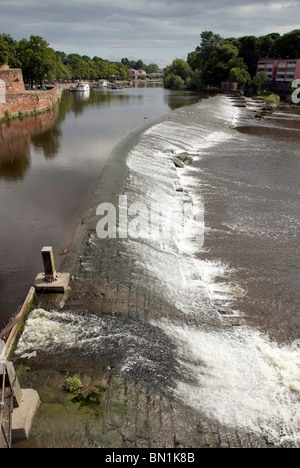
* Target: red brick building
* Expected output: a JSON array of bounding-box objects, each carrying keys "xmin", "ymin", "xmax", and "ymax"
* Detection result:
[{"xmin": 257, "ymin": 59, "xmax": 300, "ymax": 83}]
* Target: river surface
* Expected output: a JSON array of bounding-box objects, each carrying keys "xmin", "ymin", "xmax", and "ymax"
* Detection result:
[
  {"xmin": 3, "ymin": 88, "xmax": 300, "ymax": 447},
  {"xmin": 0, "ymin": 85, "xmax": 201, "ymax": 326}
]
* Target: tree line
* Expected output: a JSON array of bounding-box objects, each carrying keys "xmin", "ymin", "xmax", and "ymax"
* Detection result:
[
  {"xmin": 0, "ymin": 33, "xmax": 159, "ymax": 87},
  {"xmin": 164, "ymin": 30, "xmax": 300, "ymax": 92}
]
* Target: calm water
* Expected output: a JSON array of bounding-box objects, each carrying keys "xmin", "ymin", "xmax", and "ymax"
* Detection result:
[{"xmin": 0, "ymin": 85, "xmax": 201, "ymax": 326}]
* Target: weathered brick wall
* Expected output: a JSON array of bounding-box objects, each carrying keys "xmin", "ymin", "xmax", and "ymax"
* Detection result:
[
  {"xmin": 0, "ymin": 68, "xmax": 25, "ymax": 94},
  {"xmin": 0, "ymin": 87, "xmax": 59, "ymax": 117},
  {"xmin": 0, "ymin": 67, "xmax": 60, "ymax": 118}
]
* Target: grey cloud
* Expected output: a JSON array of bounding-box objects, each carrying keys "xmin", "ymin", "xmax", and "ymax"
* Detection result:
[{"xmin": 1, "ymin": 0, "xmax": 299, "ymax": 65}]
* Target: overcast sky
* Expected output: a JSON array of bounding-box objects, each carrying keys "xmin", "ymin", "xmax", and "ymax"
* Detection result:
[{"xmin": 1, "ymin": 0, "xmax": 299, "ymax": 67}]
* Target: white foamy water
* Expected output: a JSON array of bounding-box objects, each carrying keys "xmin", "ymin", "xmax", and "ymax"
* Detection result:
[
  {"xmin": 15, "ymin": 96, "xmax": 300, "ymax": 447},
  {"xmin": 155, "ymin": 319, "xmax": 300, "ymax": 446},
  {"xmin": 125, "ymin": 96, "xmax": 243, "ymax": 316},
  {"xmin": 124, "ymin": 95, "xmax": 300, "ymax": 445}
]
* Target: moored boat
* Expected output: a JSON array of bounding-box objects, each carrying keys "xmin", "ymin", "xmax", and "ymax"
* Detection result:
[
  {"xmin": 69, "ymin": 82, "xmax": 90, "ymax": 92},
  {"xmin": 98, "ymin": 80, "xmax": 108, "ymax": 88}
]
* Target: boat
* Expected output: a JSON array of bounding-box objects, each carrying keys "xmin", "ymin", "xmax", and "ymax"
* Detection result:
[
  {"xmin": 111, "ymin": 83, "xmax": 117, "ymax": 90},
  {"xmin": 98, "ymin": 80, "xmax": 108, "ymax": 88},
  {"xmin": 70, "ymin": 82, "xmax": 90, "ymax": 92}
]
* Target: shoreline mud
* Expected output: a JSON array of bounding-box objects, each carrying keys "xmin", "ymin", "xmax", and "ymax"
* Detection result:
[{"xmin": 11, "ymin": 97, "xmax": 298, "ymax": 448}]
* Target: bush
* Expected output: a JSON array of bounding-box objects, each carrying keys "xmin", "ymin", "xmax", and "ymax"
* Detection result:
[
  {"xmin": 164, "ymin": 73, "xmax": 185, "ymax": 90},
  {"xmin": 65, "ymin": 375, "xmax": 82, "ymax": 393}
]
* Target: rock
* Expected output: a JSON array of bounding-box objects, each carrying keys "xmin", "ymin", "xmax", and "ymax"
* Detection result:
[
  {"xmin": 171, "ymin": 157, "xmax": 185, "ymax": 168},
  {"xmin": 177, "ymin": 154, "xmax": 194, "ymax": 165}
]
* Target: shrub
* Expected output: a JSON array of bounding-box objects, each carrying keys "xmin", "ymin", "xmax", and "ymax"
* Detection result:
[{"xmin": 65, "ymin": 375, "xmax": 82, "ymax": 393}]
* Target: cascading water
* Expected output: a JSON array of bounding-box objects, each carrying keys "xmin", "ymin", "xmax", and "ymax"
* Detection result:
[{"xmin": 15, "ymin": 95, "xmax": 300, "ymax": 447}]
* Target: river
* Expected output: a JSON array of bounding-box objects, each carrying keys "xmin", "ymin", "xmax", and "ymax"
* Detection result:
[
  {"xmin": 0, "ymin": 85, "xmax": 200, "ymax": 327},
  {"xmin": 3, "ymin": 88, "xmax": 300, "ymax": 447}
]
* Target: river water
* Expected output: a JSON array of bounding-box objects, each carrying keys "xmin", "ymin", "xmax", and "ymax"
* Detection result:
[
  {"xmin": 5, "ymin": 88, "xmax": 300, "ymax": 446},
  {"xmin": 0, "ymin": 85, "xmax": 200, "ymax": 326}
]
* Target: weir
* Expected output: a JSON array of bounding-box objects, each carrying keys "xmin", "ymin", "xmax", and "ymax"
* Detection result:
[{"xmin": 0, "ymin": 246, "xmax": 71, "ymax": 448}]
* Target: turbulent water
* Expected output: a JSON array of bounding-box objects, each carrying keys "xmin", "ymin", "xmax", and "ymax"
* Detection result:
[{"xmin": 16, "ymin": 95, "xmax": 300, "ymax": 446}]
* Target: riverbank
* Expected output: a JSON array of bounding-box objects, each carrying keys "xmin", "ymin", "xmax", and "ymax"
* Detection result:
[
  {"xmin": 0, "ymin": 79, "xmax": 68, "ymax": 123},
  {"xmin": 11, "ymin": 95, "xmax": 299, "ymax": 448}
]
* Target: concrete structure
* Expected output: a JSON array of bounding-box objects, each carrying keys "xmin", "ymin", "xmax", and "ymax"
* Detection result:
[
  {"xmin": 41, "ymin": 247, "xmax": 57, "ymax": 282},
  {"xmin": 12, "ymin": 390, "xmax": 40, "ymax": 444},
  {"xmin": 221, "ymin": 81, "xmax": 239, "ymax": 92},
  {"xmin": 1, "ymin": 339, "xmax": 40, "ymax": 448},
  {"xmin": 34, "ymin": 246, "xmax": 70, "ymax": 293}
]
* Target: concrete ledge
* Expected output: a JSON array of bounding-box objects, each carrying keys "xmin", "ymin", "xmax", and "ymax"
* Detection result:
[
  {"xmin": 34, "ymin": 272, "xmax": 70, "ymax": 293},
  {"xmin": 12, "ymin": 389, "xmax": 40, "ymax": 444}
]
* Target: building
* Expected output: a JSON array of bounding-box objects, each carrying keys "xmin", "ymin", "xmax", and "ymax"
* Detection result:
[
  {"xmin": 257, "ymin": 58, "xmax": 300, "ymax": 96},
  {"xmin": 221, "ymin": 82, "xmax": 239, "ymax": 92},
  {"xmin": 129, "ymin": 68, "xmax": 147, "ymax": 80},
  {"xmin": 257, "ymin": 59, "xmax": 300, "ymax": 83}
]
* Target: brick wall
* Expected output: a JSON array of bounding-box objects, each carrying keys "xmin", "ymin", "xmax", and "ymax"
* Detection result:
[
  {"xmin": 0, "ymin": 68, "xmax": 25, "ymax": 94},
  {"xmin": 0, "ymin": 87, "xmax": 59, "ymax": 117},
  {"xmin": 0, "ymin": 67, "xmax": 59, "ymax": 118}
]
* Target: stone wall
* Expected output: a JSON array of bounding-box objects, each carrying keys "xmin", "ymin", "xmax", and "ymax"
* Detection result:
[
  {"xmin": 0, "ymin": 66, "xmax": 25, "ymax": 94},
  {"xmin": 0, "ymin": 87, "xmax": 59, "ymax": 117},
  {"xmin": 0, "ymin": 66, "xmax": 60, "ymax": 118}
]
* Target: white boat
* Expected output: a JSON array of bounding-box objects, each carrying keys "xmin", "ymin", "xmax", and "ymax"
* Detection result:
[
  {"xmin": 98, "ymin": 80, "xmax": 108, "ymax": 88},
  {"xmin": 70, "ymin": 82, "xmax": 90, "ymax": 92}
]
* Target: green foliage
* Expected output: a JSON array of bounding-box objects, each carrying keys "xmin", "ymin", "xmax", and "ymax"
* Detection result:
[
  {"xmin": 164, "ymin": 58, "xmax": 192, "ymax": 82},
  {"xmin": 0, "ymin": 34, "xmax": 9, "ymax": 65},
  {"xmin": 163, "ymin": 58, "xmax": 192, "ymax": 89},
  {"xmin": 71, "ymin": 391, "xmax": 101, "ymax": 409},
  {"xmin": 253, "ymin": 71, "xmax": 270, "ymax": 92},
  {"xmin": 0, "ymin": 33, "xmax": 162, "ymax": 85},
  {"xmin": 186, "ymin": 28, "xmax": 300, "ymax": 91},
  {"xmin": 274, "ymin": 30, "xmax": 300, "ymax": 59},
  {"xmin": 65, "ymin": 375, "xmax": 82, "ymax": 393},
  {"xmin": 185, "ymin": 69, "xmax": 203, "ymax": 91},
  {"xmin": 164, "ymin": 73, "xmax": 185, "ymax": 90},
  {"xmin": 228, "ymin": 68, "xmax": 251, "ymax": 87}
]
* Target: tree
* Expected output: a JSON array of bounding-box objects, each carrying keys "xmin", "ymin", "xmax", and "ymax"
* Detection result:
[
  {"xmin": 2, "ymin": 33, "xmax": 21, "ymax": 68},
  {"xmin": 238, "ymin": 36, "xmax": 260, "ymax": 77},
  {"xmin": 145, "ymin": 63, "xmax": 158, "ymax": 74},
  {"xmin": 164, "ymin": 58, "xmax": 192, "ymax": 82},
  {"xmin": 253, "ymin": 71, "xmax": 270, "ymax": 92},
  {"xmin": 258, "ymin": 35, "xmax": 275, "ymax": 58},
  {"xmin": 17, "ymin": 35, "xmax": 58, "ymax": 86},
  {"xmin": 205, "ymin": 43, "xmax": 241, "ymax": 85},
  {"xmin": 0, "ymin": 34, "xmax": 9, "ymax": 65},
  {"xmin": 189, "ymin": 31, "xmax": 224, "ymax": 72},
  {"xmin": 135, "ymin": 59, "xmax": 145, "ymax": 70},
  {"xmin": 66, "ymin": 53, "xmax": 90, "ymax": 79},
  {"xmin": 55, "ymin": 52, "xmax": 71, "ymax": 80},
  {"xmin": 228, "ymin": 68, "xmax": 251, "ymax": 87},
  {"xmin": 164, "ymin": 74, "xmax": 185, "ymax": 90},
  {"xmin": 185, "ymin": 69, "xmax": 203, "ymax": 91},
  {"xmin": 275, "ymin": 30, "xmax": 300, "ymax": 58}
]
